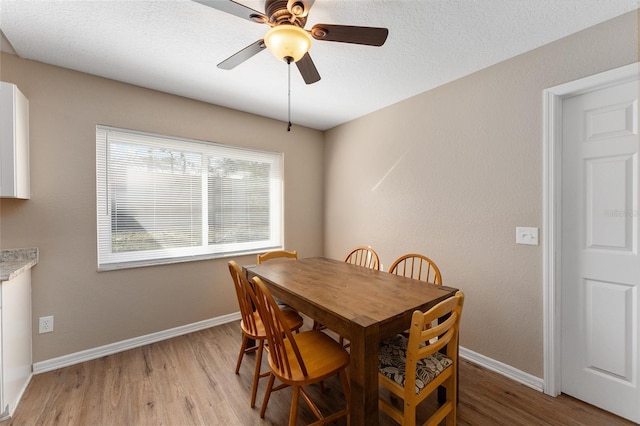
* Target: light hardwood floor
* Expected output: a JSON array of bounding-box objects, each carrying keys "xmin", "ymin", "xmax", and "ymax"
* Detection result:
[{"xmin": 5, "ymin": 321, "xmax": 636, "ymax": 426}]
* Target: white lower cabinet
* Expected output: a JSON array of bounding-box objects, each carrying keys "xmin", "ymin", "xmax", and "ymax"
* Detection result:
[{"xmin": 0, "ymin": 269, "xmax": 32, "ymax": 420}]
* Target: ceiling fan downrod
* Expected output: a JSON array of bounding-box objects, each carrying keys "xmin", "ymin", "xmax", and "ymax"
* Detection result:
[{"xmin": 286, "ymin": 56, "xmax": 293, "ymax": 132}]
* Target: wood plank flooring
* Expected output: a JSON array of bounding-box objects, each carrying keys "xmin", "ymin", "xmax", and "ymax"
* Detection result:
[{"xmin": 5, "ymin": 321, "xmax": 636, "ymax": 426}]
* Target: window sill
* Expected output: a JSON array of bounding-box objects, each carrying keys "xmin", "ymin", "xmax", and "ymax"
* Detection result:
[{"xmin": 97, "ymin": 248, "xmax": 281, "ymax": 272}]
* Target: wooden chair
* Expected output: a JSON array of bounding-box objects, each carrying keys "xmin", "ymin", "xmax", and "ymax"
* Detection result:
[
  {"xmin": 378, "ymin": 291, "xmax": 464, "ymax": 426},
  {"xmin": 227, "ymin": 261, "xmax": 304, "ymax": 408},
  {"xmin": 344, "ymin": 245, "xmax": 380, "ymax": 270},
  {"xmin": 388, "ymin": 253, "xmax": 442, "ymax": 285},
  {"xmin": 250, "ymin": 276, "xmax": 351, "ymax": 426},
  {"xmin": 257, "ymin": 249, "xmax": 297, "ymax": 264}
]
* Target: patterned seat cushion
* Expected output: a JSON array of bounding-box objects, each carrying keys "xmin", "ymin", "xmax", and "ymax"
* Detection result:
[{"xmin": 379, "ymin": 333, "xmax": 452, "ymax": 395}]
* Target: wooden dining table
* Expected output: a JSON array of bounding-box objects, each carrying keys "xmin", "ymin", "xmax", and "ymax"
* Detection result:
[{"xmin": 244, "ymin": 256, "xmax": 459, "ymax": 425}]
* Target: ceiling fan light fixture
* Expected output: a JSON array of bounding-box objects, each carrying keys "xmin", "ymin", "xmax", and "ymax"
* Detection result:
[{"xmin": 264, "ymin": 24, "xmax": 312, "ymax": 63}]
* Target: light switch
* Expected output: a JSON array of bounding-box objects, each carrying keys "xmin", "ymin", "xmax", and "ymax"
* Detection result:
[{"xmin": 516, "ymin": 227, "xmax": 539, "ymax": 245}]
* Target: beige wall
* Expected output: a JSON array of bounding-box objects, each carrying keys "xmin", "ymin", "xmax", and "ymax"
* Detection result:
[
  {"xmin": 0, "ymin": 10, "xmax": 638, "ymax": 375},
  {"xmin": 0, "ymin": 52, "xmax": 325, "ymax": 362},
  {"xmin": 324, "ymin": 11, "xmax": 639, "ymax": 378}
]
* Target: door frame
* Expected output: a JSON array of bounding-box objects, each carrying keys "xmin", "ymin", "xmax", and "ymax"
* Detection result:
[{"xmin": 543, "ymin": 62, "xmax": 640, "ymax": 396}]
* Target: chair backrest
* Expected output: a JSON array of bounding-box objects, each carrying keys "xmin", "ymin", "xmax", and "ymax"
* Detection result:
[
  {"xmin": 405, "ymin": 291, "xmax": 464, "ymax": 390},
  {"xmin": 343, "ymin": 246, "xmax": 380, "ymax": 270},
  {"xmin": 228, "ymin": 260, "xmax": 260, "ymax": 336},
  {"xmin": 388, "ymin": 253, "xmax": 442, "ymax": 285},
  {"xmin": 251, "ymin": 276, "xmax": 308, "ymax": 379},
  {"xmin": 257, "ymin": 249, "xmax": 298, "ymax": 265}
]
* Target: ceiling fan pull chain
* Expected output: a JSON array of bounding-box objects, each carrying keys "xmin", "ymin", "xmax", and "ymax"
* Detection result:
[{"xmin": 287, "ymin": 56, "xmax": 292, "ymax": 131}]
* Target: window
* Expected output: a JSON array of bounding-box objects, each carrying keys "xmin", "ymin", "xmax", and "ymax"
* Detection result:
[{"xmin": 96, "ymin": 126, "xmax": 283, "ymax": 270}]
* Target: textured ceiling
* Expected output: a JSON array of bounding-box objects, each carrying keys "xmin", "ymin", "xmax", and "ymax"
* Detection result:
[{"xmin": 1, "ymin": 0, "xmax": 638, "ymax": 130}]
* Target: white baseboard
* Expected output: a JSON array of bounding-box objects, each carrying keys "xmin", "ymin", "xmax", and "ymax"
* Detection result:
[
  {"xmin": 32, "ymin": 312, "xmax": 241, "ymax": 374},
  {"xmin": 460, "ymin": 346, "xmax": 544, "ymax": 392}
]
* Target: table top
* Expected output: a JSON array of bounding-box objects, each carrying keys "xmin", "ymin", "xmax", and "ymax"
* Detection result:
[{"xmin": 245, "ymin": 256, "xmax": 457, "ymax": 338}]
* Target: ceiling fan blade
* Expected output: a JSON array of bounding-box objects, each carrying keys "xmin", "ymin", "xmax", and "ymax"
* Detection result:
[
  {"xmin": 296, "ymin": 53, "xmax": 321, "ymax": 85},
  {"xmin": 192, "ymin": 0, "xmax": 268, "ymax": 24},
  {"xmin": 217, "ymin": 39, "xmax": 266, "ymax": 70},
  {"xmin": 311, "ymin": 24, "xmax": 389, "ymax": 46}
]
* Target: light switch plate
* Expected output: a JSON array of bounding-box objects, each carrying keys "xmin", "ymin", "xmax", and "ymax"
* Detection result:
[{"xmin": 516, "ymin": 227, "xmax": 539, "ymax": 245}]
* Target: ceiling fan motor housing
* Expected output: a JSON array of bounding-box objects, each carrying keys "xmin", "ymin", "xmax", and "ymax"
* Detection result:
[{"xmin": 266, "ymin": 0, "xmax": 307, "ymax": 27}]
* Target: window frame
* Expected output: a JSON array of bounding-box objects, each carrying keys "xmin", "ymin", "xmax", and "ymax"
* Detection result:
[{"xmin": 96, "ymin": 125, "xmax": 284, "ymax": 270}]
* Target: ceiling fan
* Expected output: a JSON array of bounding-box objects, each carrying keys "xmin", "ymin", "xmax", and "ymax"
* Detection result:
[{"xmin": 193, "ymin": 0, "xmax": 389, "ymax": 84}]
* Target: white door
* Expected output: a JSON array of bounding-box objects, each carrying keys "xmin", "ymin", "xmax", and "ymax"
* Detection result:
[{"xmin": 561, "ymin": 77, "xmax": 639, "ymax": 423}]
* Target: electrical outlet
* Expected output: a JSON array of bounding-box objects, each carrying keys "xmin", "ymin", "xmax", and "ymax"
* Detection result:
[
  {"xmin": 39, "ymin": 315, "xmax": 54, "ymax": 334},
  {"xmin": 516, "ymin": 227, "xmax": 539, "ymax": 245}
]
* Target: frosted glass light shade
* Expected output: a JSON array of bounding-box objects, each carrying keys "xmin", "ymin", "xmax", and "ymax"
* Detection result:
[{"xmin": 264, "ymin": 25, "xmax": 312, "ymax": 62}]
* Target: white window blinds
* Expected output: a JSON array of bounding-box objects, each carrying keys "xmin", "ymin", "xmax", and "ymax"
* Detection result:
[{"xmin": 96, "ymin": 126, "xmax": 283, "ymax": 269}]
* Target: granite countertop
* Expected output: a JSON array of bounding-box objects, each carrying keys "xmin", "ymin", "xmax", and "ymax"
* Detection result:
[{"xmin": 0, "ymin": 247, "xmax": 38, "ymax": 282}]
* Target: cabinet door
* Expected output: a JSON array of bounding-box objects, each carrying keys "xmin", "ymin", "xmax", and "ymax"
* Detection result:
[
  {"xmin": 0, "ymin": 82, "xmax": 30, "ymax": 199},
  {"xmin": 1, "ymin": 270, "xmax": 32, "ymax": 418},
  {"xmin": 0, "ymin": 303, "xmax": 3, "ymax": 418}
]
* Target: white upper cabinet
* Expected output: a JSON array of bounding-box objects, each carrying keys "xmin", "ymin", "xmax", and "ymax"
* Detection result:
[{"xmin": 0, "ymin": 82, "xmax": 29, "ymax": 199}]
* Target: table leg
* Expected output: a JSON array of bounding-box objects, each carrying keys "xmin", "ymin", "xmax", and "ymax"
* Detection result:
[{"xmin": 349, "ymin": 320, "xmax": 379, "ymax": 425}]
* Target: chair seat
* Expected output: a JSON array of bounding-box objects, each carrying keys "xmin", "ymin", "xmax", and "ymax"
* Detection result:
[
  {"xmin": 271, "ymin": 330, "xmax": 350, "ymax": 384},
  {"xmin": 241, "ymin": 307, "xmax": 303, "ymax": 339},
  {"xmin": 379, "ymin": 334, "xmax": 452, "ymax": 395}
]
